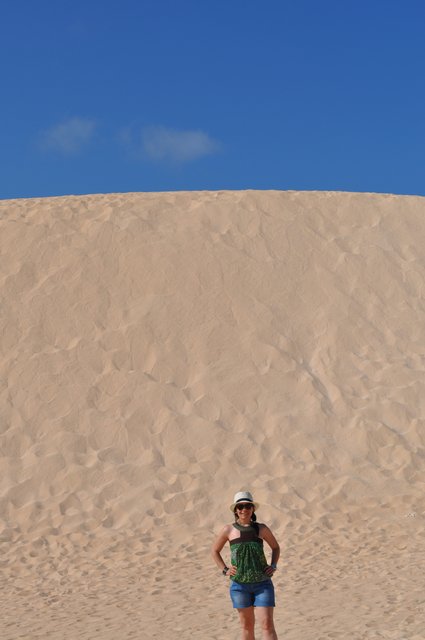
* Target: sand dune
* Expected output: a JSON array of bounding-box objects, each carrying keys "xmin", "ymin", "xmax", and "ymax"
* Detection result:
[{"xmin": 0, "ymin": 190, "xmax": 424, "ymax": 639}]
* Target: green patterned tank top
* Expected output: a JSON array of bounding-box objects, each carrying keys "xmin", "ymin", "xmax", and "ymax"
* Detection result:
[{"xmin": 229, "ymin": 522, "xmax": 269, "ymax": 584}]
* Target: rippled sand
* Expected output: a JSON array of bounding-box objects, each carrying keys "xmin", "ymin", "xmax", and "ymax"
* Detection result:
[{"xmin": 0, "ymin": 190, "xmax": 423, "ymax": 639}]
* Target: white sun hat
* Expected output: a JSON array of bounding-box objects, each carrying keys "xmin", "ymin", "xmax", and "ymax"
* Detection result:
[{"xmin": 230, "ymin": 491, "xmax": 259, "ymax": 511}]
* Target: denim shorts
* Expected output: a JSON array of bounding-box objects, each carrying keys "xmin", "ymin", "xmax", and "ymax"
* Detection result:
[{"xmin": 229, "ymin": 578, "xmax": 275, "ymax": 608}]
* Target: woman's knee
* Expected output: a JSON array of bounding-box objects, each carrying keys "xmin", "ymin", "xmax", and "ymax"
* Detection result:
[
  {"xmin": 239, "ymin": 609, "xmax": 255, "ymax": 631},
  {"xmin": 240, "ymin": 620, "xmax": 255, "ymax": 631},
  {"xmin": 260, "ymin": 619, "xmax": 275, "ymax": 632},
  {"xmin": 258, "ymin": 609, "xmax": 275, "ymax": 632}
]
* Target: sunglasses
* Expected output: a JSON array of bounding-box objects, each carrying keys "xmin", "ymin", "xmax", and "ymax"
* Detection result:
[{"xmin": 236, "ymin": 503, "xmax": 254, "ymax": 510}]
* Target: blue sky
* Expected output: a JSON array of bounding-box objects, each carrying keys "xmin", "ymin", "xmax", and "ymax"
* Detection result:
[{"xmin": 2, "ymin": 0, "xmax": 425, "ymax": 199}]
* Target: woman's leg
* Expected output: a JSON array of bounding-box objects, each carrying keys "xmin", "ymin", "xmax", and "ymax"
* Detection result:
[
  {"xmin": 237, "ymin": 606, "xmax": 255, "ymax": 640},
  {"xmin": 255, "ymin": 607, "xmax": 278, "ymax": 640}
]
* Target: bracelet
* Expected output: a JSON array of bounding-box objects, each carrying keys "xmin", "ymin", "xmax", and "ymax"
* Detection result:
[
  {"xmin": 270, "ymin": 563, "xmax": 277, "ymax": 570},
  {"xmin": 222, "ymin": 566, "xmax": 229, "ymax": 575}
]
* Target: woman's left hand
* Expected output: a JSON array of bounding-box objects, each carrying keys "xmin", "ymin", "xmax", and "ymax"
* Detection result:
[{"xmin": 264, "ymin": 565, "xmax": 276, "ymax": 577}]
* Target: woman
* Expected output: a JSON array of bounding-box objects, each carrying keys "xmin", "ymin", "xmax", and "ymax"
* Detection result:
[{"xmin": 212, "ymin": 491, "xmax": 280, "ymax": 640}]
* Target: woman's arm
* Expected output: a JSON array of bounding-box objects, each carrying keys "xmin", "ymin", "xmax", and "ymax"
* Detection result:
[
  {"xmin": 260, "ymin": 524, "xmax": 280, "ymax": 575},
  {"xmin": 211, "ymin": 525, "xmax": 232, "ymax": 574}
]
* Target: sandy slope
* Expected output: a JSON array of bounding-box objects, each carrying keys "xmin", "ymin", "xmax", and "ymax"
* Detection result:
[{"xmin": 0, "ymin": 190, "xmax": 424, "ymax": 639}]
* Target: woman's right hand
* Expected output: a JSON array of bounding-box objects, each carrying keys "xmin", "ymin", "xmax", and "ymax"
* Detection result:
[{"xmin": 229, "ymin": 565, "xmax": 238, "ymax": 576}]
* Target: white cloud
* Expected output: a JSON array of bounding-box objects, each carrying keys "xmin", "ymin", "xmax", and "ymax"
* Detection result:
[
  {"xmin": 41, "ymin": 117, "xmax": 96, "ymax": 154},
  {"xmin": 142, "ymin": 126, "xmax": 219, "ymax": 163}
]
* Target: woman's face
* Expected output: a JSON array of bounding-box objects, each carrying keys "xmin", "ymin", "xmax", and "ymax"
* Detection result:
[{"xmin": 235, "ymin": 503, "xmax": 254, "ymax": 520}]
